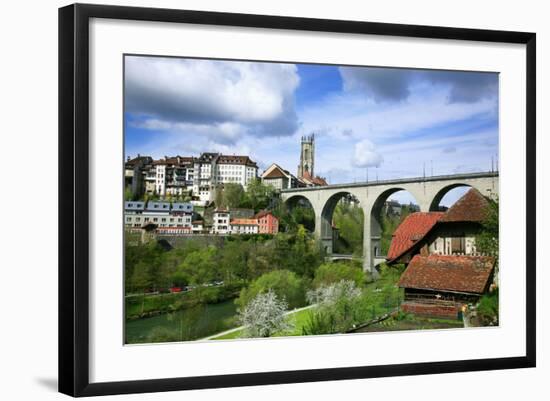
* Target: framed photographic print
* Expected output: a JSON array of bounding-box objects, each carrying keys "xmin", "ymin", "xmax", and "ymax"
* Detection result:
[{"xmin": 58, "ymin": 3, "xmax": 536, "ymax": 397}]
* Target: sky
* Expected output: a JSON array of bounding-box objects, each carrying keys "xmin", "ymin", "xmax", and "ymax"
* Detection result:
[{"xmin": 124, "ymin": 55, "xmax": 499, "ymax": 207}]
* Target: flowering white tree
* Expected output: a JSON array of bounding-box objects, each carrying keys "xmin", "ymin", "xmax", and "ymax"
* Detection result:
[
  {"xmin": 239, "ymin": 290, "xmax": 292, "ymax": 338},
  {"xmin": 306, "ymin": 280, "xmax": 362, "ymax": 306}
]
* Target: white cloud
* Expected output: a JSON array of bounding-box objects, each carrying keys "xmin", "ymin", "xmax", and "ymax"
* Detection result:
[
  {"xmin": 352, "ymin": 139, "xmax": 383, "ymax": 168},
  {"xmin": 299, "ymin": 88, "xmax": 497, "ymax": 144},
  {"xmin": 125, "ymin": 56, "xmax": 300, "ymax": 143}
]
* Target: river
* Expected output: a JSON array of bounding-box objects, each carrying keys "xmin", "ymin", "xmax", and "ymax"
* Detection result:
[{"xmin": 125, "ymin": 300, "xmax": 238, "ymax": 344}]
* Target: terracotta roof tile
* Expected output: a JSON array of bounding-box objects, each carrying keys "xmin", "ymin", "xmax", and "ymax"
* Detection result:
[
  {"xmin": 440, "ymin": 188, "xmax": 490, "ymax": 223},
  {"xmin": 387, "ymin": 212, "xmax": 444, "ymax": 260},
  {"xmin": 230, "ymin": 218, "xmax": 258, "ymax": 225},
  {"xmin": 398, "ymin": 254, "xmax": 495, "ymax": 294},
  {"xmin": 300, "ymin": 171, "xmax": 328, "ymax": 186}
]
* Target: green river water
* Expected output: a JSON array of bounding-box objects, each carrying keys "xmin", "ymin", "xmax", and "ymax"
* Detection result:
[{"xmin": 125, "ymin": 300, "xmax": 238, "ymax": 344}]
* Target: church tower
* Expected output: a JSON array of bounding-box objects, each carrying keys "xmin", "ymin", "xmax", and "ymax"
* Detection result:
[{"xmin": 298, "ymin": 133, "xmax": 315, "ymax": 178}]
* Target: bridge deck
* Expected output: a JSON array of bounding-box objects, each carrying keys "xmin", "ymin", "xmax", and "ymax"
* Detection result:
[{"xmin": 281, "ymin": 171, "xmax": 498, "ymax": 193}]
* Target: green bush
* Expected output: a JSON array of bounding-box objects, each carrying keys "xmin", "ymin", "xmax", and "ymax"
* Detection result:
[
  {"xmin": 302, "ymin": 280, "xmax": 363, "ymax": 335},
  {"xmin": 312, "ymin": 262, "xmax": 366, "ymax": 288},
  {"xmin": 477, "ymin": 288, "xmax": 499, "ymax": 325},
  {"xmin": 236, "ymin": 270, "xmax": 306, "ymax": 310}
]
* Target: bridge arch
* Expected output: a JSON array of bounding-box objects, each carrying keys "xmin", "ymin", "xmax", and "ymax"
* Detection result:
[
  {"xmin": 320, "ymin": 191, "xmax": 363, "ymax": 255},
  {"xmin": 368, "ymin": 187, "xmax": 420, "ymax": 265},
  {"xmin": 429, "ymin": 183, "xmax": 472, "ymax": 211},
  {"xmin": 284, "ymin": 194, "xmax": 317, "ymax": 232}
]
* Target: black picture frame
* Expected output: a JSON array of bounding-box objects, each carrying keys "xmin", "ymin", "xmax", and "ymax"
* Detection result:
[{"xmin": 59, "ymin": 3, "xmax": 536, "ymax": 397}]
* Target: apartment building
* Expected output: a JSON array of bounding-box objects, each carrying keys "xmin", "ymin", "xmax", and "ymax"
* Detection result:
[
  {"xmin": 193, "ymin": 153, "xmax": 259, "ymax": 205},
  {"xmin": 230, "ymin": 219, "xmax": 259, "ymax": 234},
  {"xmin": 124, "ymin": 201, "xmax": 193, "ymax": 231},
  {"xmin": 212, "ymin": 208, "xmax": 230, "ymax": 235},
  {"xmin": 211, "ymin": 209, "xmax": 279, "ymax": 235},
  {"xmin": 126, "ymin": 152, "xmax": 259, "ymax": 204}
]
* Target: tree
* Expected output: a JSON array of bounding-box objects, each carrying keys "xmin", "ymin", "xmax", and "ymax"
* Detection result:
[
  {"xmin": 242, "ymin": 178, "xmax": 275, "ymax": 211},
  {"xmin": 220, "ymin": 238, "xmax": 249, "ymax": 283},
  {"xmin": 124, "ymin": 186, "xmax": 134, "ymax": 201},
  {"xmin": 239, "ymin": 290, "xmax": 291, "ymax": 338},
  {"xmin": 223, "ymin": 183, "xmax": 245, "ymax": 209},
  {"xmin": 332, "ymin": 201, "xmax": 364, "ymax": 254},
  {"xmin": 302, "ymin": 280, "xmax": 363, "ymax": 335},
  {"xmin": 236, "ymin": 269, "xmax": 306, "ymax": 310},
  {"xmin": 476, "ymin": 197, "xmax": 499, "ymax": 259},
  {"xmin": 214, "ymin": 184, "xmax": 224, "ymax": 208},
  {"xmin": 287, "ymin": 225, "xmax": 324, "ymax": 278},
  {"xmin": 476, "ymin": 196, "xmax": 499, "ymax": 285},
  {"xmin": 312, "ymin": 262, "xmax": 366, "ymax": 288},
  {"xmin": 176, "ymin": 246, "xmax": 219, "ymax": 285}
]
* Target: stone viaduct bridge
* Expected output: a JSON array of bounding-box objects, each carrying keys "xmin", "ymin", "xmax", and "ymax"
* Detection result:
[{"xmin": 280, "ymin": 171, "xmax": 499, "ymax": 273}]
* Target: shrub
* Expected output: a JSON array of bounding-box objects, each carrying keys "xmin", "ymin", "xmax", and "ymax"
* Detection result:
[
  {"xmin": 477, "ymin": 288, "xmax": 499, "ymax": 326},
  {"xmin": 236, "ymin": 270, "xmax": 305, "ymax": 309},
  {"xmin": 239, "ymin": 290, "xmax": 292, "ymax": 337},
  {"xmin": 302, "ymin": 280, "xmax": 363, "ymax": 335},
  {"xmin": 146, "ymin": 327, "xmax": 179, "ymax": 343},
  {"xmin": 312, "ymin": 262, "xmax": 366, "ymax": 288}
]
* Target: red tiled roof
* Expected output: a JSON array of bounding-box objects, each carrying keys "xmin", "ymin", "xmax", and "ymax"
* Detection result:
[
  {"xmin": 440, "ymin": 188, "xmax": 490, "ymax": 223},
  {"xmin": 230, "ymin": 218, "xmax": 258, "ymax": 226},
  {"xmin": 254, "ymin": 210, "xmax": 271, "ymax": 219},
  {"xmin": 398, "ymin": 254, "xmax": 495, "ymax": 294},
  {"xmin": 387, "ymin": 212, "xmax": 444, "ymax": 260},
  {"xmin": 301, "ymin": 171, "xmax": 328, "ymax": 186}
]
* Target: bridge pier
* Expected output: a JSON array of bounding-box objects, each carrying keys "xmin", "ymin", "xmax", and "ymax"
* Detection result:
[{"xmin": 362, "ymin": 205, "xmax": 379, "ymax": 275}]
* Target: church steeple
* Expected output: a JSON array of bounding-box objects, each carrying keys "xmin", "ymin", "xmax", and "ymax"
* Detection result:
[{"xmin": 298, "ymin": 134, "xmax": 315, "ymax": 178}]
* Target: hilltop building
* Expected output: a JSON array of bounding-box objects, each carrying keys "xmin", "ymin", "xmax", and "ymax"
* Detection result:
[
  {"xmin": 125, "ymin": 155, "xmax": 153, "ymax": 197},
  {"xmin": 211, "ymin": 208, "xmax": 279, "ymax": 235},
  {"xmin": 125, "ymin": 152, "xmax": 258, "ymax": 205},
  {"xmin": 261, "ymin": 163, "xmax": 302, "ymax": 190},
  {"xmin": 296, "ymin": 134, "xmax": 328, "ymax": 187},
  {"xmin": 124, "ymin": 200, "xmax": 193, "ymax": 232}
]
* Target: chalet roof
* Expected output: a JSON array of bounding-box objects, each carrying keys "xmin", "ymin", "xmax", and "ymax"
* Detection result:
[
  {"xmin": 263, "ymin": 167, "xmax": 287, "ymax": 179},
  {"xmin": 261, "ymin": 163, "xmax": 293, "ymax": 179},
  {"xmin": 439, "ymin": 188, "xmax": 490, "ymax": 223},
  {"xmin": 387, "ymin": 212, "xmax": 444, "ymax": 260},
  {"xmin": 398, "ymin": 255, "xmax": 495, "ymax": 294}
]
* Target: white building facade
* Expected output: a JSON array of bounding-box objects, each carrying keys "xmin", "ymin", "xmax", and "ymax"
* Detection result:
[{"xmin": 124, "ymin": 201, "xmax": 193, "ymax": 232}]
